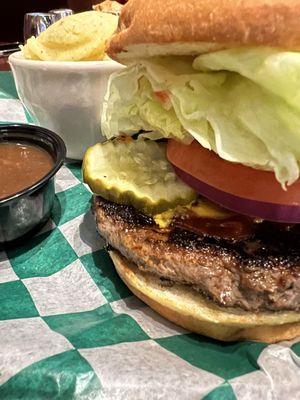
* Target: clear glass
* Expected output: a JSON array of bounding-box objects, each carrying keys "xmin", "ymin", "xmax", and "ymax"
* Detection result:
[
  {"xmin": 23, "ymin": 12, "xmax": 57, "ymax": 43},
  {"xmin": 48, "ymin": 9, "xmax": 74, "ymax": 21}
]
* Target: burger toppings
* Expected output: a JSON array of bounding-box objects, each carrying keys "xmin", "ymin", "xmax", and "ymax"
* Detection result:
[
  {"xmin": 83, "ymin": 138, "xmax": 257, "ymax": 240},
  {"xmin": 154, "ymin": 200, "xmax": 254, "ymax": 241},
  {"xmin": 168, "ymin": 140, "xmax": 300, "ymax": 223},
  {"xmin": 102, "ymin": 48, "xmax": 300, "ymax": 189},
  {"xmin": 172, "ymin": 213, "xmax": 254, "ymax": 241},
  {"xmin": 83, "ymin": 138, "xmax": 196, "ymax": 215},
  {"xmin": 153, "ymin": 198, "xmax": 232, "ymax": 229}
]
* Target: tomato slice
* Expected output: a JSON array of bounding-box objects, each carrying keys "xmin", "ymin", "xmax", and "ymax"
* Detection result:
[
  {"xmin": 154, "ymin": 91, "xmax": 170, "ymax": 105},
  {"xmin": 167, "ymin": 140, "xmax": 300, "ymax": 206}
]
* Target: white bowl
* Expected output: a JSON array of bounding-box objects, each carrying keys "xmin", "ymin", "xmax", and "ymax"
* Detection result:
[{"xmin": 9, "ymin": 52, "xmax": 124, "ymax": 160}]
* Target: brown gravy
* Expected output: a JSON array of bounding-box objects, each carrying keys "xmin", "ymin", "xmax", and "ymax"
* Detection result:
[{"xmin": 0, "ymin": 142, "xmax": 54, "ymax": 200}]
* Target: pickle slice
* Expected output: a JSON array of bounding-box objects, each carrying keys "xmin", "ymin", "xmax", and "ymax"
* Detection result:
[{"xmin": 83, "ymin": 138, "xmax": 197, "ymax": 214}]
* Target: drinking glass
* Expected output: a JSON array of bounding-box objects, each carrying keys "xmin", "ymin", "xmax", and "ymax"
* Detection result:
[
  {"xmin": 23, "ymin": 12, "xmax": 56, "ymax": 42},
  {"xmin": 49, "ymin": 9, "xmax": 74, "ymax": 21}
]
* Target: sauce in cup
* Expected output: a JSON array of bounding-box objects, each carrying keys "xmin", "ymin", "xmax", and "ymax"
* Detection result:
[{"xmin": 0, "ymin": 142, "xmax": 54, "ymax": 200}]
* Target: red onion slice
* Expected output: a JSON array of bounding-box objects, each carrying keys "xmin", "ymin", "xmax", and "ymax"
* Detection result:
[{"xmin": 175, "ymin": 166, "xmax": 300, "ymax": 223}]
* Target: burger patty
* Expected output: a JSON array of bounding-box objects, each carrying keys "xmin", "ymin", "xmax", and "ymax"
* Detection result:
[{"xmin": 93, "ymin": 196, "xmax": 300, "ymax": 312}]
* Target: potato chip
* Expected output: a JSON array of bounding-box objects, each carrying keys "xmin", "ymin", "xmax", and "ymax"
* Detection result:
[{"xmin": 21, "ymin": 11, "xmax": 118, "ymax": 61}]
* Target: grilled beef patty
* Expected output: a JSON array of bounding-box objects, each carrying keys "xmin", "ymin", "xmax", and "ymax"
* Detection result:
[{"xmin": 93, "ymin": 196, "xmax": 300, "ymax": 312}]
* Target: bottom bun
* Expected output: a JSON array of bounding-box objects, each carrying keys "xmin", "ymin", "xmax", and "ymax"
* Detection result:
[{"xmin": 109, "ymin": 250, "xmax": 300, "ymax": 343}]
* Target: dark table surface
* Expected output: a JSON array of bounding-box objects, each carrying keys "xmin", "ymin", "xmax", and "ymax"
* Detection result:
[{"xmin": 0, "ymin": 57, "xmax": 10, "ymax": 71}]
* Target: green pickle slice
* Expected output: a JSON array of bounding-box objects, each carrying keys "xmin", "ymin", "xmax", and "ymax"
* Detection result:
[{"xmin": 83, "ymin": 138, "xmax": 197, "ymax": 214}]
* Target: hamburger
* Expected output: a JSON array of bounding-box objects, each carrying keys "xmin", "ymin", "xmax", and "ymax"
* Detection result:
[{"xmin": 83, "ymin": 0, "xmax": 300, "ymax": 342}]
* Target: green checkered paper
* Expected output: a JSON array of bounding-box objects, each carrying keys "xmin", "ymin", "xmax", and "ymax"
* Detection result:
[{"xmin": 0, "ymin": 71, "xmax": 300, "ymax": 399}]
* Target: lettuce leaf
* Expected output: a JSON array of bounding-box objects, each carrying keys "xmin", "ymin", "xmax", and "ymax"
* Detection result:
[
  {"xmin": 101, "ymin": 65, "xmax": 189, "ymax": 142},
  {"xmin": 101, "ymin": 48, "xmax": 300, "ymax": 188}
]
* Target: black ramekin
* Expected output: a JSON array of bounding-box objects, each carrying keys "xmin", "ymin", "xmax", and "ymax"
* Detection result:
[{"xmin": 0, "ymin": 124, "xmax": 66, "ymax": 245}]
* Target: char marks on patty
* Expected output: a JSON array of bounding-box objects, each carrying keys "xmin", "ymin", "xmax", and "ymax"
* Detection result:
[{"xmin": 93, "ymin": 196, "xmax": 300, "ymax": 312}]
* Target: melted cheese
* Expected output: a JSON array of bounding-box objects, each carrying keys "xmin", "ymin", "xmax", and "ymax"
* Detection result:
[{"xmin": 154, "ymin": 199, "xmax": 232, "ymax": 229}]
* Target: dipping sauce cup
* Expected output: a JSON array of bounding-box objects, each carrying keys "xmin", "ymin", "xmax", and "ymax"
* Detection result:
[{"xmin": 0, "ymin": 124, "xmax": 66, "ymax": 245}]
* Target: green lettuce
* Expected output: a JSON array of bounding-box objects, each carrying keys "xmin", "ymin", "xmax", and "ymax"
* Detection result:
[{"xmin": 101, "ymin": 48, "xmax": 300, "ymax": 188}]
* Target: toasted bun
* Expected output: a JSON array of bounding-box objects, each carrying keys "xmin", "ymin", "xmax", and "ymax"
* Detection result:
[
  {"xmin": 107, "ymin": 0, "xmax": 300, "ymax": 61},
  {"xmin": 110, "ymin": 250, "xmax": 300, "ymax": 343}
]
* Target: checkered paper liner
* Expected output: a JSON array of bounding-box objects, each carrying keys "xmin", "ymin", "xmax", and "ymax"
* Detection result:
[{"xmin": 0, "ymin": 71, "xmax": 300, "ymax": 399}]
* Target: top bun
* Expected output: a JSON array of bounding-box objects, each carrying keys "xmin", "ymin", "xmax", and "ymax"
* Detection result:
[{"xmin": 107, "ymin": 0, "xmax": 300, "ymax": 61}]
